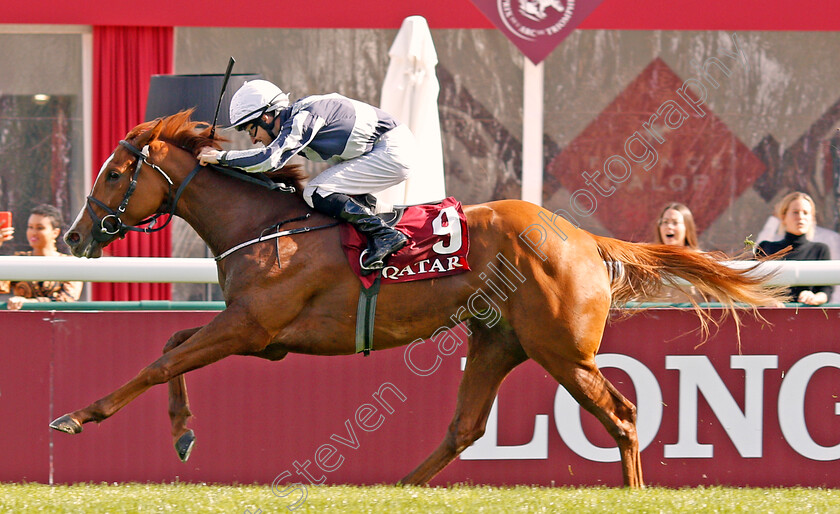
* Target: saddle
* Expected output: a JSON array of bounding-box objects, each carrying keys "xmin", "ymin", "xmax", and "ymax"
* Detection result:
[
  {"xmin": 339, "ymin": 196, "xmax": 472, "ymax": 355},
  {"xmin": 339, "ymin": 197, "xmax": 471, "ymax": 289}
]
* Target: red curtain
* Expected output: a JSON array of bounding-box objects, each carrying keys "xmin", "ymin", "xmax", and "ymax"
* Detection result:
[{"xmin": 92, "ymin": 26, "xmax": 174, "ymax": 300}]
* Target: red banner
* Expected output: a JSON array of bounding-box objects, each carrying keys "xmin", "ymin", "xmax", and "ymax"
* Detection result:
[{"xmin": 2, "ymin": 1, "xmax": 840, "ymax": 30}]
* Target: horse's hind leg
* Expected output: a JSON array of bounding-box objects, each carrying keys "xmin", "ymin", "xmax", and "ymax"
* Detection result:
[
  {"xmin": 163, "ymin": 326, "xmax": 203, "ymax": 462},
  {"xmin": 532, "ymin": 350, "xmax": 643, "ymax": 488},
  {"xmin": 401, "ymin": 320, "xmax": 528, "ymax": 485}
]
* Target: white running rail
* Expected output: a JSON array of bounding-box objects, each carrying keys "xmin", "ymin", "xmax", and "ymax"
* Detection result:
[{"xmin": 1, "ymin": 256, "xmax": 840, "ymax": 286}]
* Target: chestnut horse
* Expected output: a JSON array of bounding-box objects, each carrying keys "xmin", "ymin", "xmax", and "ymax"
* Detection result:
[{"xmin": 51, "ymin": 111, "xmax": 783, "ymax": 488}]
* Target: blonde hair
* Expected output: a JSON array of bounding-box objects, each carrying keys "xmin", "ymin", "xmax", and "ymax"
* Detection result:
[
  {"xmin": 775, "ymin": 191, "xmax": 817, "ymax": 239},
  {"xmin": 654, "ymin": 202, "xmax": 699, "ymax": 249}
]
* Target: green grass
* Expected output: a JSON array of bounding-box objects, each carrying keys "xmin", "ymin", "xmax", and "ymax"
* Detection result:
[{"xmin": 1, "ymin": 483, "xmax": 839, "ymax": 513}]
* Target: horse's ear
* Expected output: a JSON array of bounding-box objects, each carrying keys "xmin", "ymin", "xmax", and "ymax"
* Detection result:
[
  {"xmin": 134, "ymin": 119, "xmax": 164, "ymax": 148},
  {"xmin": 148, "ymin": 119, "xmax": 165, "ymax": 142}
]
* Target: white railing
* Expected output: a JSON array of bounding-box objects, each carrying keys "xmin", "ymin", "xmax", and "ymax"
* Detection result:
[
  {"xmin": 719, "ymin": 260, "xmax": 840, "ymax": 287},
  {"xmin": 0, "ymin": 256, "xmax": 217, "ymax": 283},
  {"xmin": 2, "ymin": 256, "xmax": 840, "ymax": 286}
]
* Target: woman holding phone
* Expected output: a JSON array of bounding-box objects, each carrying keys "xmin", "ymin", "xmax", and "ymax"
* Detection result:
[{"xmin": 5, "ymin": 204, "xmax": 82, "ymax": 310}]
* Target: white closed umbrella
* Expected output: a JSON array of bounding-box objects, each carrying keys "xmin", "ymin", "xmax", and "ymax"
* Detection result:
[{"xmin": 376, "ymin": 15, "xmax": 446, "ymax": 207}]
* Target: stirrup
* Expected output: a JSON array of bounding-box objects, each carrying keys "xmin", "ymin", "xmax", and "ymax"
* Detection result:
[{"xmin": 359, "ymin": 249, "xmax": 385, "ymax": 274}]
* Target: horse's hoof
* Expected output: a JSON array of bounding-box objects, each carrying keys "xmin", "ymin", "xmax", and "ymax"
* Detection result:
[
  {"xmin": 49, "ymin": 414, "xmax": 83, "ymax": 434},
  {"xmin": 175, "ymin": 430, "xmax": 195, "ymax": 462}
]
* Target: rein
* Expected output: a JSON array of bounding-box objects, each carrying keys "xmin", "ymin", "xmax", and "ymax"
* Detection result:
[{"xmin": 208, "ymin": 163, "xmax": 296, "ymax": 194}]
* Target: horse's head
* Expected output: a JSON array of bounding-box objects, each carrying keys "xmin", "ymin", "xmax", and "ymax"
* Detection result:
[{"xmin": 65, "ymin": 110, "xmax": 219, "ymax": 258}]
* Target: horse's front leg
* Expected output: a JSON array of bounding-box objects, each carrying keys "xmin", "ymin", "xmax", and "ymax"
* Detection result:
[
  {"xmin": 49, "ymin": 307, "xmax": 271, "ymax": 437},
  {"xmin": 163, "ymin": 326, "xmax": 203, "ymax": 462}
]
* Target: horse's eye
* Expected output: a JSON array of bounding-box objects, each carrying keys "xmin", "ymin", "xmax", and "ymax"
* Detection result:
[{"xmin": 107, "ymin": 171, "xmax": 120, "ymax": 181}]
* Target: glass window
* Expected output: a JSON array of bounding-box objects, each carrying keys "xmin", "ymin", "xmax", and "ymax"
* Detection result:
[{"xmin": 0, "ymin": 30, "xmax": 88, "ymax": 257}]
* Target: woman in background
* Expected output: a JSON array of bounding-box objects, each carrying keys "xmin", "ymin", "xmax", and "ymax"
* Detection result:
[
  {"xmin": 6, "ymin": 204, "xmax": 82, "ymax": 310},
  {"xmin": 647, "ymin": 202, "xmax": 701, "ymax": 303},
  {"xmin": 757, "ymin": 192, "xmax": 831, "ymax": 306},
  {"xmin": 654, "ymin": 202, "xmax": 700, "ymax": 249}
]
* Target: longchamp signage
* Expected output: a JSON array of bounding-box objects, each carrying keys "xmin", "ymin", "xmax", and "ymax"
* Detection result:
[
  {"xmin": 468, "ymin": 0, "xmax": 607, "ymax": 63},
  {"xmin": 1, "ymin": 308, "xmax": 838, "ymax": 487},
  {"xmin": 464, "ymin": 353, "xmax": 840, "ymax": 463}
]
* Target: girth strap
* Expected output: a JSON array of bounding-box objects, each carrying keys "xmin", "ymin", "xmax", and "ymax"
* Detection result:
[{"xmin": 355, "ymin": 272, "xmax": 382, "ymax": 356}]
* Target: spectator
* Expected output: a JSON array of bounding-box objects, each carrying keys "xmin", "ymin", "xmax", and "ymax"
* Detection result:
[
  {"xmin": 654, "ymin": 202, "xmax": 699, "ymax": 248},
  {"xmin": 756, "ymin": 192, "xmax": 831, "ymax": 306},
  {"xmin": 647, "ymin": 203, "xmax": 702, "ymax": 303},
  {"xmin": 5, "ymin": 204, "xmax": 83, "ymax": 310}
]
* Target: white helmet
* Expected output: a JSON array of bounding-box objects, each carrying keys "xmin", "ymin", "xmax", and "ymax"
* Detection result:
[{"xmin": 228, "ymin": 80, "xmax": 290, "ymax": 129}]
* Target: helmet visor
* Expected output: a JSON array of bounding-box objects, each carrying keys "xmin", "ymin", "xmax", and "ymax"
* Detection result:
[{"xmin": 228, "ymin": 92, "xmax": 287, "ymax": 129}]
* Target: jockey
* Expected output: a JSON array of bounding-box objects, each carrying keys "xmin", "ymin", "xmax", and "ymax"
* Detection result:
[{"xmin": 198, "ymin": 79, "xmax": 418, "ymax": 274}]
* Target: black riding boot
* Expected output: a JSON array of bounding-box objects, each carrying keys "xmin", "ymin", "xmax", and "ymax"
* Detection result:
[{"xmin": 312, "ymin": 192, "xmax": 407, "ymax": 274}]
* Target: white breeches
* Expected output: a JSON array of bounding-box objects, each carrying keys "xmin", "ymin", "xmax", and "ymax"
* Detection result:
[{"xmin": 303, "ymin": 124, "xmax": 418, "ymax": 208}]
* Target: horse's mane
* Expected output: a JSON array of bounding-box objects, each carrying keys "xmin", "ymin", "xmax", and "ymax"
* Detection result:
[{"xmin": 128, "ymin": 109, "xmax": 308, "ymax": 192}]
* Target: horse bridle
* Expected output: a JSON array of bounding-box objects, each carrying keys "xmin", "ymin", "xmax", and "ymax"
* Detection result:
[{"xmin": 86, "ymin": 139, "xmax": 201, "ymax": 243}]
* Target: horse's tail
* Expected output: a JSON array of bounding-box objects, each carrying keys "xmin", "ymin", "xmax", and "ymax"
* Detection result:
[{"xmin": 592, "ymin": 235, "xmax": 787, "ymax": 341}]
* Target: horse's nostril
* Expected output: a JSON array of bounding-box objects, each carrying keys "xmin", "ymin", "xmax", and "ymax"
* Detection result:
[{"xmin": 65, "ymin": 231, "xmax": 80, "ymax": 245}]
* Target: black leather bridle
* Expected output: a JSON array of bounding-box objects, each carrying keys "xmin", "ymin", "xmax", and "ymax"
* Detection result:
[{"xmin": 85, "ymin": 139, "xmax": 201, "ymax": 243}]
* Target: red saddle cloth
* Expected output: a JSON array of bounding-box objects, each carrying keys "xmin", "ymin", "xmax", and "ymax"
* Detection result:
[{"xmin": 339, "ymin": 197, "xmax": 471, "ymax": 288}]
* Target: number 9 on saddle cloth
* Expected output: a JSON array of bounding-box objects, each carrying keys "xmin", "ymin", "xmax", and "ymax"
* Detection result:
[{"xmin": 338, "ymin": 196, "xmax": 471, "ymax": 289}]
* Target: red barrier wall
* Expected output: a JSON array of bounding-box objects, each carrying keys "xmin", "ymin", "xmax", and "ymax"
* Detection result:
[{"xmin": 1, "ymin": 308, "xmax": 838, "ymax": 489}]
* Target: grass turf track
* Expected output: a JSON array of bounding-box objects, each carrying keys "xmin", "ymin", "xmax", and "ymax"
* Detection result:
[{"xmin": 2, "ymin": 483, "xmax": 840, "ymax": 513}]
